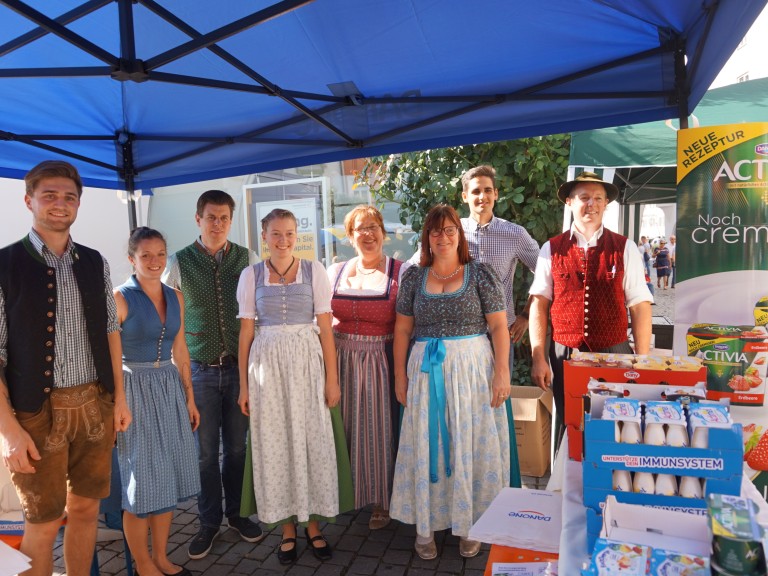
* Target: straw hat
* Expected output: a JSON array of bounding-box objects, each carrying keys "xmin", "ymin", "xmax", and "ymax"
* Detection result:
[{"xmin": 557, "ymin": 171, "xmax": 619, "ymax": 203}]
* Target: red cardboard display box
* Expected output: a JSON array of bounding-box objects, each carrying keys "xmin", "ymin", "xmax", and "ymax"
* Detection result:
[
  {"xmin": 483, "ymin": 544, "xmax": 558, "ymax": 576},
  {"xmin": 564, "ymin": 358, "xmax": 707, "ymax": 461}
]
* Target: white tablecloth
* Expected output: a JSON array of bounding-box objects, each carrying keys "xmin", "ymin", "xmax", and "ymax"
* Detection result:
[{"xmin": 547, "ymin": 440, "xmax": 589, "ymax": 573}]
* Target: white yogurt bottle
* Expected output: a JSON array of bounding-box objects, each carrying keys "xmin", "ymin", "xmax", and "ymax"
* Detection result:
[
  {"xmin": 644, "ymin": 423, "xmax": 666, "ymax": 445},
  {"xmin": 690, "ymin": 427, "xmax": 708, "ymax": 449},
  {"xmin": 614, "ymin": 421, "xmax": 622, "ymax": 443},
  {"xmin": 612, "ymin": 470, "xmax": 632, "ymax": 492},
  {"xmin": 679, "ymin": 476, "xmax": 703, "ymax": 499},
  {"xmin": 632, "ymin": 472, "xmax": 655, "ymax": 494},
  {"xmin": 654, "ymin": 474, "xmax": 679, "ymax": 496},
  {"xmin": 621, "ymin": 421, "xmax": 642, "ymax": 444},
  {"xmin": 666, "ymin": 424, "xmax": 689, "ymax": 447}
]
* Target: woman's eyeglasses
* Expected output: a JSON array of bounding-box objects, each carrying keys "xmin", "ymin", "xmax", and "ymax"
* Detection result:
[
  {"xmin": 429, "ymin": 226, "xmax": 458, "ymax": 238},
  {"xmin": 354, "ymin": 225, "xmax": 380, "ymax": 235}
]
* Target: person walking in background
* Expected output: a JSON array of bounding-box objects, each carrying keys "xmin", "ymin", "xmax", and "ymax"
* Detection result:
[
  {"xmin": 653, "ymin": 238, "xmax": 671, "ymax": 290},
  {"xmin": 643, "ymin": 236, "xmax": 652, "ymax": 275},
  {"xmin": 237, "ymin": 209, "xmax": 351, "ymax": 565},
  {"xmin": 639, "ymin": 235, "xmax": 651, "ymax": 276},
  {"xmin": 668, "ymin": 234, "xmax": 677, "ymax": 288},
  {"xmin": 327, "ymin": 205, "xmax": 407, "ymax": 530},
  {"xmin": 115, "ymin": 227, "xmax": 200, "ymax": 576},
  {"xmin": 0, "ymin": 160, "xmax": 131, "ymax": 576},
  {"xmin": 391, "ymin": 204, "xmax": 512, "ymax": 560},
  {"xmin": 163, "ymin": 190, "xmax": 263, "ymax": 560}
]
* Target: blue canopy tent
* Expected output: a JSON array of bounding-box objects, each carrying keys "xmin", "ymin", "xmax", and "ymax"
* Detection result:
[{"xmin": 0, "ymin": 0, "xmax": 766, "ymax": 228}]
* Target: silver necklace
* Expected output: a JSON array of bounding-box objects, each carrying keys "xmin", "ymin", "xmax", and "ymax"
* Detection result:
[
  {"xmin": 356, "ymin": 256, "xmax": 384, "ymax": 276},
  {"xmin": 430, "ymin": 264, "xmax": 462, "ymax": 280},
  {"xmin": 268, "ymin": 256, "xmax": 295, "ymax": 284}
]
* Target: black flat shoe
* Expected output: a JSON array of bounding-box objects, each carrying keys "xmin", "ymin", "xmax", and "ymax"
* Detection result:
[
  {"xmin": 164, "ymin": 569, "xmax": 193, "ymax": 576},
  {"xmin": 277, "ymin": 537, "xmax": 298, "ymax": 565},
  {"xmin": 304, "ymin": 527, "xmax": 333, "ymax": 560}
]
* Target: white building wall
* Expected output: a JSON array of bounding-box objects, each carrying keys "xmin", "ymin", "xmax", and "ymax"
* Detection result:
[
  {"xmin": 710, "ymin": 5, "xmax": 768, "ymax": 89},
  {"xmin": 0, "ymin": 177, "xmax": 145, "ymax": 286}
]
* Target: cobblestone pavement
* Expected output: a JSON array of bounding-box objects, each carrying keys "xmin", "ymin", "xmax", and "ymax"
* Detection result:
[
  {"xmin": 53, "ymin": 476, "xmax": 550, "ymax": 576},
  {"xmin": 650, "ymin": 281, "xmax": 675, "ymax": 322}
]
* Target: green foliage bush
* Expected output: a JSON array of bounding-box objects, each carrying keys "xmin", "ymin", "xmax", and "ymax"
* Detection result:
[{"xmin": 358, "ymin": 136, "xmax": 571, "ymax": 385}]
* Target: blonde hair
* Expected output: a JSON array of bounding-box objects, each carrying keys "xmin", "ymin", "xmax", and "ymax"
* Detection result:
[
  {"xmin": 343, "ymin": 205, "xmax": 386, "ymax": 238},
  {"xmin": 260, "ymin": 208, "xmax": 297, "ymax": 231}
]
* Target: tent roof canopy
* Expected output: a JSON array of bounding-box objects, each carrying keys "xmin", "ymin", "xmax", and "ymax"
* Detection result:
[
  {"xmin": 570, "ymin": 76, "xmax": 768, "ymax": 204},
  {"xmin": 1, "ymin": 0, "xmax": 765, "ymax": 191}
]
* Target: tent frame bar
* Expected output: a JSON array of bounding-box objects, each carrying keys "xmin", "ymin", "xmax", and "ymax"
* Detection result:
[
  {"xmin": 0, "ymin": 0, "xmax": 109, "ymax": 56},
  {"xmin": 143, "ymin": 0, "xmax": 314, "ymax": 71},
  {"xmin": 0, "ymin": 0, "xmax": 708, "ymax": 230},
  {"xmin": 140, "ymin": 0, "xmax": 357, "ymax": 144},
  {"xmin": 3, "ymin": 0, "xmax": 118, "ymax": 65}
]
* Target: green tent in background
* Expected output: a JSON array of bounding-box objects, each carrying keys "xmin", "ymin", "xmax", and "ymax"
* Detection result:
[{"xmin": 569, "ymin": 77, "xmax": 768, "ymax": 205}]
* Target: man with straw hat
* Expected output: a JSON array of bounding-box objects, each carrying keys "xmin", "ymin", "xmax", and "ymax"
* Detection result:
[{"xmin": 528, "ymin": 171, "xmax": 653, "ymax": 432}]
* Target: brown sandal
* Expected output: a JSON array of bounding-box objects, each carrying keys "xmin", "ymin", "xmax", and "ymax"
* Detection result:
[{"xmin": 369, "ymin": 507, "xmax": 391, "ymax": 530}]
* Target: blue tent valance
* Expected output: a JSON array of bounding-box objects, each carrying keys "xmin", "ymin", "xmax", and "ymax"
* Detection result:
[{"xmin": 1, "ymin": 0, "xmax": 765, "ymax": 195}]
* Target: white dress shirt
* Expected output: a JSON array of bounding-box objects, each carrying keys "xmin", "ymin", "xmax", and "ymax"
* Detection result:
[{"xmin": 529, "ymin": 225, "xmax": 653, "ymax": 308}]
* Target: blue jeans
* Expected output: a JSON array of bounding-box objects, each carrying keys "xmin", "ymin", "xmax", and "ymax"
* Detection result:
[{"xmin": 192, "ymin": 362, "xmax": 249, "ymax": 529}]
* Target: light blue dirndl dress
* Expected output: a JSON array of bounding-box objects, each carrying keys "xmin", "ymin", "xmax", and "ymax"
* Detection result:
[
  {"xmin": 116, "ymin": 276, "xmax": 200, "ymax": 515},
  {"xmin": 389, "ymin": 263, "xmax": 512, "ymax": 538}
]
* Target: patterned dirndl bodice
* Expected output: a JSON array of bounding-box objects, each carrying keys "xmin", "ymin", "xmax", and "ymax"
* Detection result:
[
  {"xmin": 331, "ymin": 258, "xmax": 402, "ymax": 336},
  {"xmin": 254, "ymin": 259, "xmax": 315, "ymax": 326}
]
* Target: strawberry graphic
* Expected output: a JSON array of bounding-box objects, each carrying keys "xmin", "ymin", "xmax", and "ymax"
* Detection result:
[
  {"xmin": 746, "ymin": 431, "xmax": 768, "ymax": 471},
  {"xmin": 744, "ymin": 424, "xmax": 762, "ymax": 462}
]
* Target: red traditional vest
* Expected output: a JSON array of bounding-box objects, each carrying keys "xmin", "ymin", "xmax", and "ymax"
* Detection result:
[
  {"xmin": 550, "ymin": 228, "xmax": 628, "ymax": 350},
  {"xmin": 330, "ymin": 258, "xmax": 402, "ymax": 336}
]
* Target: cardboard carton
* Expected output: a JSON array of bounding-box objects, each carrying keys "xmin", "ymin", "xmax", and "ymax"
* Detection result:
[
  {"xmin": 601, "ymin": 496, "xmax": 710, "ymax": 556},
  {"xmin": 581, "ymin": 411, "xmax": 742, "ymax": 551},
  {"xmin": 686, "ymin": 323, "xmax": 768, "ymax": 406},
  {"xmin": 510, "ymin": 385, "xmax": 553, "ymax": 477},
  {"xmin": 564, "ymin": 360, "xmax": 707, "ymax": 460}
]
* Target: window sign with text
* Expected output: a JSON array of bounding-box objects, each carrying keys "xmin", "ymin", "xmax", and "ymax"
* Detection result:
[{"xmin": 252, "ymin": 198, "xmax": 318, "ymax": 261}]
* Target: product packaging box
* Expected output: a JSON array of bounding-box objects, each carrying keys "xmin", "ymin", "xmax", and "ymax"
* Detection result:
[
  {"xmin": 583, "ymin": 415, "xmax": 744, "ymax": 479},
  {"xmin": 581, "ymin": 412, "xmax": 743, "ymax": 549},
  {"xmin": 686, "ymin": 323, "xmax": 768, "ymax": 406},
  {"xmin": 0, "ymin": 464, "xmax": 23, "ymax": 535},
  {"xmin": 0, "ymin": 517, "xmax": 24, "ymax": 536},
  {"xmin": 510, "ymin": 385, "xmax": 553, "ymax": 477},
  {"xmin": 600, "ymin": 496, "xmax": 710, "ymax": 556},
  {"xmin": 564, "ymin": 354, "xmax": 707, "ymax": 461}
]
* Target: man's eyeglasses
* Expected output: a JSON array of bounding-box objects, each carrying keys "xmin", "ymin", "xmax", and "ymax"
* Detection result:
[
  {"xmin": 354, "ymin": 225, "xmax": 380, "ymax": 235},
  {"xmin": 429, "ymin": 226, "xmax": 459, "ymax": 238}
]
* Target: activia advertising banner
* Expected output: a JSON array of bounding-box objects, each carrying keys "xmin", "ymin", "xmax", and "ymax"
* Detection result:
[{"xmin": 676, "ymin": 122, "xmax": 768, "ymax": 499}]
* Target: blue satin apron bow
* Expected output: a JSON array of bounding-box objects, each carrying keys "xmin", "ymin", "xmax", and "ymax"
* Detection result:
[{"xmin": 416, "ymin": 334, "xmax": 479, "ymax": 483}]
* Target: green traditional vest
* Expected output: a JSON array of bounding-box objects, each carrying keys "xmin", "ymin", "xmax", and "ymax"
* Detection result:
[{"xmin": 175, "ymin": 241, "xmax": 249, "ymax": 364}]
